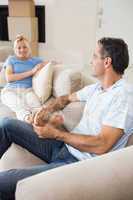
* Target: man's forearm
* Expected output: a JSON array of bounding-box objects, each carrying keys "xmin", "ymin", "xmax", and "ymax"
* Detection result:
[
  {"xmin": 34, "ymin": 93, "xmax": 79, "ymax": 126},
  {"xmin": 45, "ymin": 95, "xmax": 71, "ymax": 113},
  {"xmin": 43, "ymin": 93, "xmax": 79, "ymax": 113},
  {"xmin": 34, "ymin": 95, "xmax": 71, "ymax": 125},
  {"xmin": 54, "ymin": 129, "xmax": 106, "ymax": 155}
]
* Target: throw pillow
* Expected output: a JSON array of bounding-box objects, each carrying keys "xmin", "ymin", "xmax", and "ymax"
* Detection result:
[
  {"xmin": 62, "ymin": 102, "xmax": 85, "ymax": 131},
  {"xmin": 53, "ymin": 67, "xmax": 84, "ymax": 97},
  {"xmin": 0, "ymin": 46, "xmax": 13, "ymax": 62},
  {"xmin": 32, "ymin": 62, "xmax": 53, "ymax": 104}
]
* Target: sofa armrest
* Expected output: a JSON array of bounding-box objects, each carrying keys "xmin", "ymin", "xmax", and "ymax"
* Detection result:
[{"xmin": 16, "ymin": 146, "xmax": 133, "ymax": 200}]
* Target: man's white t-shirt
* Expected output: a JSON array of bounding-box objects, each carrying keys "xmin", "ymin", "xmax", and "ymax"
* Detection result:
[{"xmin": 66, "ymin": 79, "xmax": 133, "ymax": 161}]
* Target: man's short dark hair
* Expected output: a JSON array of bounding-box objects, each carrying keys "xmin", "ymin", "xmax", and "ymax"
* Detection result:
[{"xmin": 98, "ymin": 37, "xmax": 129, "ymax": 74}]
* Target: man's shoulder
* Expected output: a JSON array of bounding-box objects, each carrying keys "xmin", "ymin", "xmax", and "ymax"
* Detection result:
[{"xmin": 83, "ymin": 82, "xmax": 100, "ymax": 92}]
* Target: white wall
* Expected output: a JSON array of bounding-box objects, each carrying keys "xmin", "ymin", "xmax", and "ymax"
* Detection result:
[
  {"xmin": 0, "ymin": 0, "xmax": 98, "ymax": 66},
  {"xmin": 1, "ymin": 0, "xmax": 133, "ymax": 66},
  {"xmin": 36, "ymin": 0, "xmax": 98, "ymax": 66},
  {"xmin": 97, "ymin": 0, "xmax": 133, "ymax": 66}
]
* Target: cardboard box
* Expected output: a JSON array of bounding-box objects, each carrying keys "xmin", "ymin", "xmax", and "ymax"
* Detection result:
[
  {"xmin": 8, "ymin": 0, "xmax": 35, "ymax": 17},
  {"xmin": 30, "ymin": 41, "xmax": 38, "ymax": 56},
  {"xmin": 8, "ymin": 17, "xmax": 38, "ymax": 42}
]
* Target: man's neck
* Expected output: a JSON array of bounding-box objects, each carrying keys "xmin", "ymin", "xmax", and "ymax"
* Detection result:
[{"xmin": 99, "ymin": 73, "xmax": 122, "ymax": 90}]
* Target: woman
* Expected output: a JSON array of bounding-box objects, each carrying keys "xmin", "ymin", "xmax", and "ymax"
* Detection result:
[{"xmin": 1, "ymin": 35, "xmax": 48, "ymax": 123}]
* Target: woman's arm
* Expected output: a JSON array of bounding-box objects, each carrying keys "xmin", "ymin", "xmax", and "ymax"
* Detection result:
[
  {"xmin": 5, "ymin": 65, "xmax": 33, "ymax": 82},
  {"xmin": 5, "ymin": 63, "xmax": 45, "ymax": 82}
]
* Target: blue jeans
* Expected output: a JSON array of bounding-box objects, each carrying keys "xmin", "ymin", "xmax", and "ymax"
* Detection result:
[{"xmin": 0, "ymin": 117, "xmax": 78, "ymax": 200}]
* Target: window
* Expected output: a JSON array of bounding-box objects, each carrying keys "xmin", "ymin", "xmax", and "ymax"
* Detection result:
[{"xmin": 0, "ymin": 5, "xmax": 45, "ymax": 42}]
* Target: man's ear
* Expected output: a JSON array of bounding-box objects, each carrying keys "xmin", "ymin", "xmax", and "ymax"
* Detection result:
[{"xmin": 104, "ymin": 57, "xmax": 112, "ymax": 69}]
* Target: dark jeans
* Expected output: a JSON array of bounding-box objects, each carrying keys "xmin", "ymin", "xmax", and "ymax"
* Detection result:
[{"xmin": 0, "ymin": 117, "xmax": 78, "ymax": 200}]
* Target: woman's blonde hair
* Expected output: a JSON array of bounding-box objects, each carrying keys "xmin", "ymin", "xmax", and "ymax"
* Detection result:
[{"xmin": 14, "ymin": 35, "xmax": 31, "ymax": 55}]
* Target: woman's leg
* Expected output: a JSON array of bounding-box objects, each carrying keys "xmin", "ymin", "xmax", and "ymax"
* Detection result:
[
  {"xmin": 25, "ymin": 88, "xmax": 41, "ymax": 111},
  {"xmin": 24, "ymin": 88, "xmax": 42, "ymax": 123},
  {"xmin": 1, "ymin": 88, "xmax": 31, "ymax": 121}
]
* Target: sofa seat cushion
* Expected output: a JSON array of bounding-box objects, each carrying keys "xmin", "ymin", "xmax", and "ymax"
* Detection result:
[
  {"xmin": 0, "ymin": 144, "xmax": 46, "ymax": 170},
  {"xmin": 0, "ymin": 101, "xmax": 16, "ymax": 118}
]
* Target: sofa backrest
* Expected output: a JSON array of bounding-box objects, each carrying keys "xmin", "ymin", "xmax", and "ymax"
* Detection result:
[
  {"xmin": 0, "ymin": 46, "xmax": 14, "ymax": 87},
  {"xmin": 126, "ymin": 134, "xmax": 133, "ymax": 146},
  {"xmin": 0, "ymin": 62, "xmax": 94, "ymax": 96},
  {"xmin": 0, "ymin": 46, "xmax": 13, "ymax": 62}
]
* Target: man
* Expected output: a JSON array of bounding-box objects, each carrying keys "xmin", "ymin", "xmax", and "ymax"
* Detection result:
[{"xmin": 0, "ymin": 37, "xmax": 132, "ymax": 200}]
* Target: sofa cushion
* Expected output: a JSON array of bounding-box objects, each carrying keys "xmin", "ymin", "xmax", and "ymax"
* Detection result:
[
  {"xmin": 0, "ymin": 62, "xmax": 3, "ymax": 69},
  {"xmin": 53, "ymin": 65, "xmax": 85, "ymax": 97},
  {"xmin": 0, "ymin": 46, "xmax": 13, "ymax": 62},
  {"xmin": 32, "ymin": 62, "xmax": 53, "ymax": 104},
  {"xmin": 124, "ymin": 82, "xmax": 133, "ymax": 145},
  {"xmin": 0, "ymin": 143, "xmax": 45, "ymax": 170},
  {"xmin": 0, "ymin": 46, "xmax": 13, "ymax": 87},
  {"xmin": 124, "ymin": 66, "xmax": 133, "ymax": 84},
  {"xmin": 62, "ymin": 102, "xmax": 85, "ymax": 131},
  {"xmin": 0, "ymin": 100, "xmax": 15, "ymax": 118},
  {"xmin": 126, "ymin": 134, "xmax": 133, "ymax": 146}
]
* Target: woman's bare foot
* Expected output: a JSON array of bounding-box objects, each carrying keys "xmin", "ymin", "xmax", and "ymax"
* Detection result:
[
  {"xmin": 49, "ymin": 113, "xmax": 64, "ymax": 128},
  {"xmin": 24, "ymin": 114, "xmax": 34, "ymax": 124}
]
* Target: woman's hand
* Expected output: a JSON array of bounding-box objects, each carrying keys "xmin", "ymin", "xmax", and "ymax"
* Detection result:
[
  {"xmin": 32, "ymin": 63, "xmax": 43, "ymax": 75},
  {"xmin": 32, "ymin": 61, "xmax": 50, "ymax": 75}
]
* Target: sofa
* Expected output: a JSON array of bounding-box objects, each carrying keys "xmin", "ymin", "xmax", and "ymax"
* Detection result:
[{"xmin": 0, "ymin": 46, "xmax": 133, "ymax": 200}]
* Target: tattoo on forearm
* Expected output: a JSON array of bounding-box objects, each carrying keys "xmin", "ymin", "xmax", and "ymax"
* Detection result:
[{"xmin": 35, "ymin": 95, "xmax": 70, "ymax": 126}]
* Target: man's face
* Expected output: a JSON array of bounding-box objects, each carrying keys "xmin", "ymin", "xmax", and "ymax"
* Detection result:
[{"xmin": 91, "ymin": 44, "xmax": 106, "ymax": 79}]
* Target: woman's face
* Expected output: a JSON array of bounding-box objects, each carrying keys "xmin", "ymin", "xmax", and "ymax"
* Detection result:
[{"xmin": 14, "ymin": 41, "xmax": 31, "ymax": 59}]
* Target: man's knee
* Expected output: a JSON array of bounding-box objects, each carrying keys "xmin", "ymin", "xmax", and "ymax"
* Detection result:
[
  {"xmin": 0, "ymin": 117, "xmax": 12, "ymax": 129},
  {"xmin": 0, "ymin": 118, "xmax": 27, "ymax": 134},
  {"xmin": 0, "ymin": 117, "xmax": 17, "ymax": 131}
]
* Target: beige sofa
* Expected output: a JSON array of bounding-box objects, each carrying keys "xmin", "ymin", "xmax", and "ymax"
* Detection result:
[{"xmin": 0, "ymin": 46, "xmax": 133, "ymax": 200}]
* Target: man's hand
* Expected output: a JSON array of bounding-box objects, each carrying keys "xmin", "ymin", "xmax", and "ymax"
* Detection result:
[
  {"xmin": 33, "ymin": 107, "xmax": 52, "ymax": 126},
  {"xmin": 34, "ymin": 108, "xmax": 64, "ymax": 128},
  {"xmin": 33, "ymin": 123, "xmax": 57, "ymax": 139}
]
